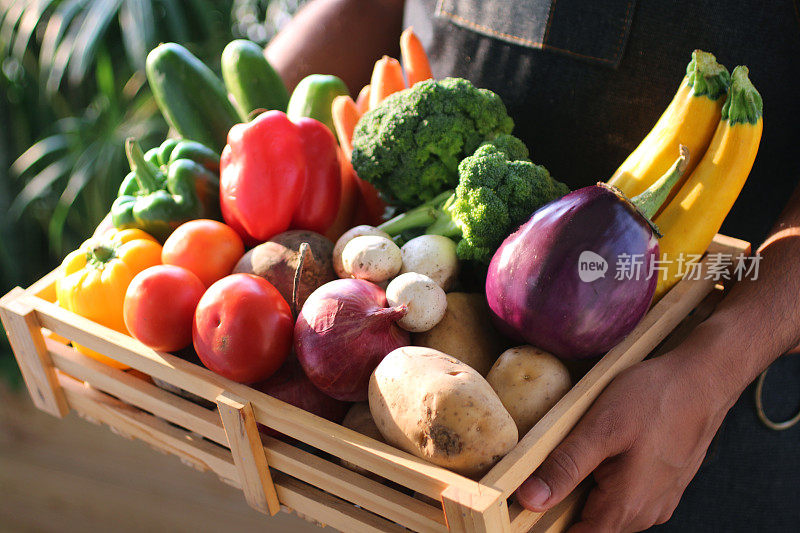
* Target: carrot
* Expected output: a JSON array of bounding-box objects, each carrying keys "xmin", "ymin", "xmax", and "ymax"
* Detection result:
[
  {"xmin": 331, "ymin": 95, "xmax": 360, "ymax": 159},
  {"xmin": 356, "ymin": 84, "xmax": 371, "ymax": 114},
  {"xmin": 400, "ymin": 27, "xmax": 433, "ymax": 86},
  {"xmin": 369, "ymin": 56, "xmax": 406, "ymax": 109}
]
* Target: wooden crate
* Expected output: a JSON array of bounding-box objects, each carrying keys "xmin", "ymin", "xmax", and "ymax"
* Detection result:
[{"xmin": 0, "ymin": 234, "xmax": 749, "ymax": 533}]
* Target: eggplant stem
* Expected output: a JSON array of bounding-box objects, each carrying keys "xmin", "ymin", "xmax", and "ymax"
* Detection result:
[
  {"xmin": 631, "ymin": 145, "xmax": 689, "ymax": 220},
  {"xmin": 292, "ymin": 242, "xmax": 311, "ymax": 318}
]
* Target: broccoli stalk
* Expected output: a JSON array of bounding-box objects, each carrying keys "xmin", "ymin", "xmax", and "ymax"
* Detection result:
[
  {"xmin": 377, "ymin": 190, "xmax": 454, "ymax": 236},
  {"xmin": 378, "ymin": 140, "xmax": 570, "ymax": 264}
]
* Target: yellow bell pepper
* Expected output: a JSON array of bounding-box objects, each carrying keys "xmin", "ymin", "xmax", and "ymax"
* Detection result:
[{"xmin": 56, "ymin": 228, "xmax": 162, "ymax": 368}]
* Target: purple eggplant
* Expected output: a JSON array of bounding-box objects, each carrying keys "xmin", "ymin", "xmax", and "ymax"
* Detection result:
[{"xmin": 486, "ymin": 147, "xmax": 689, "ymax": 359}]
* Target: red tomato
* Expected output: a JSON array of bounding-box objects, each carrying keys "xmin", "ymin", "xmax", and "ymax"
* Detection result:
[
  {"xmin": 162, "ymin": 219, "xmax": 245, "ymax": 287},
  {"xmin": 124, "ymin": 265, "xmax": 205, "ymax": 352},
  {"xmin": 193, "ymin": 274, "xmax": 292, "ymax": 383}
]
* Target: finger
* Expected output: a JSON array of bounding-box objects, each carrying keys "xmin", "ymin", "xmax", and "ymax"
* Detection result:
[
  {"xmin": 579, "ymin": 484, "xmax": 641, "ymax": 532},
  {"xmin": 576, "ymin": 459, "xmax": 664, "ymax": 533},
  {"xmin": 517, "ymin": 409, "xmax": 626, "ymax": 512}
]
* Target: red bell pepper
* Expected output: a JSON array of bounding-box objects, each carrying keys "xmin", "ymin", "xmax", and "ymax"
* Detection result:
[
  {"xmin": 324, "ymin": 147, "xmax": 361, "ymax": 241},
  {"xmin": 221, "ymin": 111, "xmax": 306, "ymax": 244},
  {"xmin": 291, "ymin": 117, "xmax": 341, "ymax": 233},
  {"xmin": 352, "ymin": 164, "xmax": 387, "ymax": 226},
  {"xmin": 221, "ymin": 111, "xmax": 343, "ymax": 244}
]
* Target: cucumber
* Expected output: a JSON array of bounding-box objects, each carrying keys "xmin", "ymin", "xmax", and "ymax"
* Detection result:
[
  {"xmin": 221, "ymin": 39, "xmax": 289, "ymax": 118},
  {"xmin": 146, "ymin": 43, "xmax": 240, "ymax": 154},
  {"xmin": 286, "ymin": 74, "xmax": 350, "ymax": 134}
]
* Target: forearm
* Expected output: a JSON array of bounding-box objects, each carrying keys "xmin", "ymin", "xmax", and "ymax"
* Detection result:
[
  {"xmin": 669, "ymin": 186, "xmax": 800, "ymax": 408},
  {"xmin": 265, "ymin": 0, "xmax": 405, "ymax": 92}
]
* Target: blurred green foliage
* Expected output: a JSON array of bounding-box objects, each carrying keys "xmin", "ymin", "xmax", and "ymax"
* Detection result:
[{"xmin": 0, "ymin": 0, "xmax": 308, "ymax": 385}]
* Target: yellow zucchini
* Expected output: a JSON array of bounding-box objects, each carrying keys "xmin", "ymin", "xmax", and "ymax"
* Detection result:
[
  {"xmin": 652, "ymin": 66, "xmax": 763, "ymax": 301},
  {"xmin": 608, "ymin": 50, "xmax": 730, "ymax": 200}
]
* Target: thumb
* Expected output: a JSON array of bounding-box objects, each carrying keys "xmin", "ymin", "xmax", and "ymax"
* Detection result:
[{"xmin": 516, "ymin": 416, "xmax": 616, "ymax": 512}]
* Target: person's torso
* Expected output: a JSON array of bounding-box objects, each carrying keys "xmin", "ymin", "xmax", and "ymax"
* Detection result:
[{"xmin": 405, "ymin": 0, "xmax": 800, "ymax": 245}]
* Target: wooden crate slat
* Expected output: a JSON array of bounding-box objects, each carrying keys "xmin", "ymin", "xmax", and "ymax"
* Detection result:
[
  {"xmin": 441, "ymin": 485, "xmax": 511, "ymax": 533},
  {"xmin": 47, "ymin": 338, "xmax": 226, "ymax": 443},
  {"xmin": 526, "ymin": 484, "xmax": 588, "ymax": 533},
  {"xmin": 508, "ymin": 481, "xmax": 590, "ymax": 533},
  {"xmin": 481, "ymin": 249, "xmax": 725, "ymax": 497},
  {"xmin": 48, "ymin": 338, "xmax": 448, "ymax": 532},
  {"xmin": 705, "ymin": 234, "xmax": 751, "ymax": 256},
  {"xmin": 507, "ymin": 503, "xmax": 542, "ymax": 532},
  {"xmin": 22, "ymin": 291, "xmax": 482, "ymax": 500},
  {"xmin": 59, "ymin": 374, "xmax": 411, "ymax": 532},
  {"xmin": 26, "ymin": 266, "xmax": 62, "ymax": 301},
  {"xmin": 58, "ymin": 373, "xmax": 240, "ymax": 484},
  {"xmin": 261, "ymin": 434, "xmax": 449, "ymax": 533},
  {"xmin": 274, "ymin": 473, "xmax": 410, "ymax": 533},
  {"xmin": 0, "ymin": 288, "xmax": 69, "ymax": 418},
  {"xmin": 217, "ymin": 392, "xmax": 282, "ymax": 516}
]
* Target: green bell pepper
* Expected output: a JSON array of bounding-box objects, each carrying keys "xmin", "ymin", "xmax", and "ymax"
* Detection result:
[
  {"xmin": 286, "ymin": 74, "xmax": 350, "ymax": 135},
  {"xmin": 111, "ymin": 138, "xmax": 221, "ymax": 241}
]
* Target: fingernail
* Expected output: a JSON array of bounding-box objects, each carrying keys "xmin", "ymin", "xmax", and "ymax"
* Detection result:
[{"xmin": 518, "ymin": 476, "xmax": 551, "ymax": 510}]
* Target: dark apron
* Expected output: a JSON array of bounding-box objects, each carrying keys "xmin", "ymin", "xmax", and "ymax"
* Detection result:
[{"xmin": 404, "ymin": 1, "xmax": 800, "ymax": 530}]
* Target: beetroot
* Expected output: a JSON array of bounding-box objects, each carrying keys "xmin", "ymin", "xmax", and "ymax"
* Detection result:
[{"xmin": 253, "ymin": 358, "xmax": 350, "ymax": 438}]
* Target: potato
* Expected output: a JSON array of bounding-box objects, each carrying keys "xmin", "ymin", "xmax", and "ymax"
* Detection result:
[
  {"xmin": 413, "ymin": 293, "xmax": 506, "ymax": 375},
  {"xmin": 369, "ymin": 346, "xmax": 518, "ymax": 477},
  {"xmin": 486, "ymin": 346, "xmax": 572, "ymax": 437},
  {"xmin": 233, "ymin": 230, "xmax": 335, "ymax": 309},
  {"xmin": 340, "ymin": 403, "xmax": 385, "ymax": 478}
]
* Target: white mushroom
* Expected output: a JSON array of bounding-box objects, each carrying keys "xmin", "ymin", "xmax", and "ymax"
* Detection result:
[
  {"xmin": 342, "ymin": 235, "xmax": 402, "ymax": 283},
  {"xmin": 332, "ymin": 225, "xmax": 391, "ymax": 278},
  {"xmin": 386, "ymin": 272, "xmax": 448, "ymax": 332},
  {"xmin": 400, "ymin": 235, "xmax": 459, "ymax": 291}
]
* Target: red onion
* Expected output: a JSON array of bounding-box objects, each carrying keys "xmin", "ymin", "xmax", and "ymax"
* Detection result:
[{"xmin": 294, "ymin": 278, "xmax": 409, "ymax": 401}]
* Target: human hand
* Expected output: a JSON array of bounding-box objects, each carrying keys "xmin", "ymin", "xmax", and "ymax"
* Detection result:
[{"xmin": 515, "ymin": 353, "xmax": 733, "ymax": 532}]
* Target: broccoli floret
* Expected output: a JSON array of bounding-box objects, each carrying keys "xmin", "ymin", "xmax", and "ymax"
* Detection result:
[
  {"xmin": 479, "ymin": 133, "xmax": 530, "ymax": 162},
  {"xmin": 378, "ymin": 141, "xmax": 569, "ymax": 264},
  {"xmin": 351, "ymin": 77, "xmax": 515, "ymax": 207}
]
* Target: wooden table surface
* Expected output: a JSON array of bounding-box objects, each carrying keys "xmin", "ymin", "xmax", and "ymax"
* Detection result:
[{"xmin": 0, "ymin": 382, "xmax": 326, "ymax": 533}]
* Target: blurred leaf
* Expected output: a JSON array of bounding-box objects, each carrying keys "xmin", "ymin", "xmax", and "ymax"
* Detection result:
[
  {"xmin": 48, "ymin": 145, "xmax": 99, "ymax": 253},
  {"xmin": 95, "ymin": 46, "xmax": 116, "ymax": 105},
  {"xmin": 10, "ymin": 133, "xmax": 69, "ymax": 177},
  {"xmin": 11, "ymin": 0, "xmax": 60, "ymax": 60},
  {"xmin": 0, "ymin": 0, "xmax": 27, "ymax": 55},
  {"xmin": 186, "ymin": 0, "xmax": 215, "ymax": 37},
  {"xmin": 157, "ymin": 0, "xmax": 190, "ymax": 43},
  {"xmin": 39, "ymin": 0, "xmax": 87, "ymax": 80},
  {"xmin": 45, "ymin": 5, "xmax": 88, "ymax": 93},
  {"xmin": 9, "ymin": 157, "xmax": 74, "ymax": 219},
  {"xmin": 67, "ymin": 0, "xmax": 123, "ymax": 86},
  {"xmin": 119, "ymin": 0, "xmax": 156, "ymax": 72}
]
